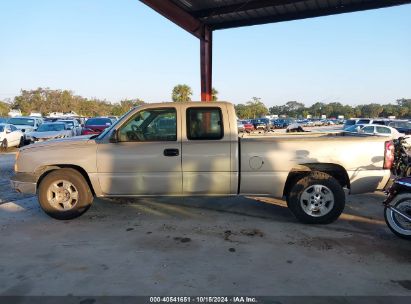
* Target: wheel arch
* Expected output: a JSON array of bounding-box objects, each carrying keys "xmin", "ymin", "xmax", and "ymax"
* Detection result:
[
  {"xmin": 283, "ymin": 163, "xmax": 350, "ymax": 198},
  {"xmin": 35, "ymin": 164, "xmax": 96, "ymax": 196}
]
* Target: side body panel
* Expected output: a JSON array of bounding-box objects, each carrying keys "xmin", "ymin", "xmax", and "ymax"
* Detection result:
[{"xmin": 239, "ymin": 135, "xmax": 391, "ymax": 197}]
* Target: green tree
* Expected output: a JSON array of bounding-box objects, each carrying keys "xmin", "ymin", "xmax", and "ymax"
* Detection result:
[
  {"xmin": 212, "ymin": 88, "xmax": 219, "ymax": 101},
  {"xmin": 360, "ymin": 103, "xmax": 383, "ymax": 118},
  {"xmin": 246, "ymin": 97, "xmax": 268, "ymax": 119},
  {"xmin": 172, "ymin": 84, "xmax": 192, "ymax": 102},
  {"xmin": 235, "ymin": 103, "xmax": 251, "ymax": 119},
  {"xmin": 0, "ymin": 101, "xmax": 10, "ymax": 116}
]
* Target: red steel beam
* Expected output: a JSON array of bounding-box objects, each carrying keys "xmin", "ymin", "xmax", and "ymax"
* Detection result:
[
  {"xmin": 140, "ymin": 0, "xmax": 203, "ymax": 38},
  {"xmin": 200, "ymin": 27, "xmax": 212, "ymax": 102},
  {"xmin": 140, "ymin": 1, "xmax": 213, "ymax": 101}
]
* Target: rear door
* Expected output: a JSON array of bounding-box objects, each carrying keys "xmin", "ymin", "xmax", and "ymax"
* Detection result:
[{"xmin": 181, "ymin": 104, "xmax": 233, "ymax": 195}]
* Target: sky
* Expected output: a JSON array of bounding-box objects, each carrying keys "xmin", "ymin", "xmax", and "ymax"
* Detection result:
[{"xmin": 0, "ymin": 0, "xmax": 410, "ymax": 107}]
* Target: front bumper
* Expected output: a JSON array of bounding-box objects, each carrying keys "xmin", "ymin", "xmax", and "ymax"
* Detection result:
[{"xmin": 10, "ymin": 173, "xmax": 37, "ymax": 194}]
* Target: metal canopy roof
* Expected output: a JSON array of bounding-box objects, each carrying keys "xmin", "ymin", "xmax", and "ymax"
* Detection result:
[
  {"xmin": 140, "ymin": 0, "xmax": 411, "ymax": 101},
  {"xmin": 169, "ymin": 0, "xmax": 411, "ymax": 30}
]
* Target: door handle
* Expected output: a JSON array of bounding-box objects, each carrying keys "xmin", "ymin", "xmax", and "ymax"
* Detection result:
[{"xmin": 164, "ymin": 148, "xmax": 179, "ymax": 157}]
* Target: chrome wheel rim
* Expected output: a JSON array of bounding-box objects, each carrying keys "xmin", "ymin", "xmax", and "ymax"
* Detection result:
[
  {"xmin": 300, "ymin": 184, "xmax": 334, "ymax": 217},
  {"xmin": 392, "ymin": 201, "xmax": 411, "ymax": 231},
  {"xmin": 46, "ymin": 180, "xmax": 78, "ymax": 211}
]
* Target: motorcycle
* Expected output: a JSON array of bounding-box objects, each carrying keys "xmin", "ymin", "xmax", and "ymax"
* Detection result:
[
  {"xmin": 391, "ymin": 137, "xmax": 411, "ymax": 177},
  {"xmin": 383, "ymin": 176, "xmax": 411, "ymax": 239}
]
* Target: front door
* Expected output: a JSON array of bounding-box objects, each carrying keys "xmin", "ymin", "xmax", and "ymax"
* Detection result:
[{"xmin": 96, "ymin": 106, "xmax": 182, "ymax": 196}]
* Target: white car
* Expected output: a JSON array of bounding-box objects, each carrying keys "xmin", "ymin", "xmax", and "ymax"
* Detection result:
[
  {"xmin": 358, "ymin": 124, "xmax": 404, "ymax": 139},
  {"xmin": 8, "ymin": 116, "xmax": 43, "ymax": 133},
  {"xmin": 0, "ymin": 123, "xmax": 24, "ymax": 151}
]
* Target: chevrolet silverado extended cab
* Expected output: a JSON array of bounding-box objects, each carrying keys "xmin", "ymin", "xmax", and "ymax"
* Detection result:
[{"xmin": 11, "ymin": 102, "xmax": 393, "ymax": 223}]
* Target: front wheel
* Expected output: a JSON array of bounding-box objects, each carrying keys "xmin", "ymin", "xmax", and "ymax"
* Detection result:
[
  {"xmin": 287, "ymin": 172, "xmax": 345, "ymax": 224},
  {"xmin": 1, "ymin": 139, "xmax": 8, "ymax": 152},
  {"xmin": 38, "ymin": 168, "xmax": 94, "ymax": 220},
  {"xmin": 384, "ymin": 194, "xmax": 411, "ymax": 239}
]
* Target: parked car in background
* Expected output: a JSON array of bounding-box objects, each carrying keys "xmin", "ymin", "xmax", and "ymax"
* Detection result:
[
  {"xmin": 240, "ymin": 120, "xmax": 254, "ymax": 133},
  {"xmin": 0, "ymin": 117, "xmax": 8, "ymax": 123},
  {"xmin": 343, "ymin": 119, "xmax": 359, "ymax": 130},
  {"xmin": 251, "ymin": 118, "xmax": 271, "ymax": 131},
  {"xmin": 345, "ymin": 124, "xmax": 404, "ymax": 139},
  {"xmin": 360, "ymin": 124, "xmax": 404, "ymax": 138},
  {"xmin": 81, "ymin": 117, "xmax": 114, "ymax": 135},
  {"xmin": 25, "ymin": 123, "xmax": 73, "ymax": 143},
  {"xmin": 8, "ymin": 116, "xmax": 43, "ymax": 133},
  {"xmin": 389, "ymin": 120, "xmax": 411, "ymax": 135},
  {"xmin": 58, "ymin": 119, "xmax": 82, "ymax": 136},
  {"xmin": 272, "ymin": 118, "xmax": 293, "ymax": 129},
  {"xmin": 343, "ymin": 124, "xmax": 365, "ymax": 133},
  {"xmin": 237, "ymin": 121, "xmax": 245, "ymax": 133},
  {"xmin": 356, "ymin": 118, "xmax": 389, "ymax": 126},
  {"xmin": 0, "ymin": 123, "xmax": 24, "ymax": 150}
]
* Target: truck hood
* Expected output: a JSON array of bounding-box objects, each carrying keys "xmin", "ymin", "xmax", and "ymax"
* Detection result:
[{"xmin": 20, "ymin": 135, "xmax": 95, "ymax": 151}]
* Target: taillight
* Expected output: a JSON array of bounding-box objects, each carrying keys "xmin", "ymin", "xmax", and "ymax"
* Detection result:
[{"xmin": 384, "ymin": 140, "xmax": 394, "ymax": 169}]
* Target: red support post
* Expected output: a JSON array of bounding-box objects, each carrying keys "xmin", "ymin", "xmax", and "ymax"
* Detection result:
[{"xmin": 200, "ymin": 27, "xmax": 212, "ymax": 102}]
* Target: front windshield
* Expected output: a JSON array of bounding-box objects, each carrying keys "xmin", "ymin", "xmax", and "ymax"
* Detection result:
[
  {"xmin": 0, "ymin": 126, "xmax": 4, "ymax": 132},
  {"xmin": 97, "ymin": 107, "xmax": 138, "ymax": 140},
  {"xmin": 8, "ymin": 118, "xmax": 35, "ymax": 126},
  {"xmin": 37, "ymin": 124, "xmax": 66, "ymax": 132}
]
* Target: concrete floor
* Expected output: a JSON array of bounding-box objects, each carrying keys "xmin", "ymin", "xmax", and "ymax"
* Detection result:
[{"xmin": 1, "ymin": 152, "xmax": 410, "ymax": 296}]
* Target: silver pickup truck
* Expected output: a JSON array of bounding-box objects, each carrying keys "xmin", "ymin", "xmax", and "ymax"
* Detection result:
[{"xmin": 11, "ymin": 102, "xmax": 393, "ymax": 223}]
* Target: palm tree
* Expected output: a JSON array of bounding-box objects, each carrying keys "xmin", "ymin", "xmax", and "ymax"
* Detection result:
[
  {"xmin": 172, "ymin": 84, "xmax": 193, "ymax": 102},
  {"xmin": 212, "ymin": 88, "xmax": 218, "ymax": 101}
]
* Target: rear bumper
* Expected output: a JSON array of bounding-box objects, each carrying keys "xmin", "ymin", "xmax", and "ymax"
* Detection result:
[{"xmin": 10, "ymin": 173, "xmax": 37, "ymax": 194}]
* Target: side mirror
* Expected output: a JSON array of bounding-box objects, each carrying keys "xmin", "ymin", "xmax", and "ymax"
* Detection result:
[
  {"xmin": 6, "ymin": 130, "xmax": 11, "ymax": 134},
  {"xmin": 109, "ymin": 130, "xmax": 118, "ymax": 143}
]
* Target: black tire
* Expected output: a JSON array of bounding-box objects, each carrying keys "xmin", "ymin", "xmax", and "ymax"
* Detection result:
[
  {"xmin": 286, "ymin": 171, "xmax": 345, "ymax": 224},
  {"xmin": 18, "ymin": 137, "xmax": 24, "ymax": 148},
  {"xmin": 384, "ymin": 194, "xmax": 411, "ymax": 240},
  {"xmin": 1, "ymin": 139, "xmax": 8, "ymax": 152},
  {"xmin": 38, "ymin": 168, "xmax": 93, "ymax": 220}
]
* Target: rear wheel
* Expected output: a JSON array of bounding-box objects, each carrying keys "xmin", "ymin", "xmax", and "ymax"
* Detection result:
[
  {"xmin": 287, "ymin": 171, "xmax": 345, "ymax": 224},
  {"xmin": 38, "ymin": 168, "xmax": 93, "ymax": 220},
  {"xmin": 1, "ymin": 139, "xmax": 8, "ymax": 152},
  {"xmin": 384, "ymin": 194, "xmax": 411, "ymax": 239}
]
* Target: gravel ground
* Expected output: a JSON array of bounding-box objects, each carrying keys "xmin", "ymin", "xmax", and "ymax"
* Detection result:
[{"xmin": 0, "ymin": 152, "xmax": 410, "ymax": 297}]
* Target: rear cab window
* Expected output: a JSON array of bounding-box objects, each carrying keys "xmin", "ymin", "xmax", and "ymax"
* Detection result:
[{"xmin": 186, "ymin": 107, "xmax": 223, "ymax": 140}]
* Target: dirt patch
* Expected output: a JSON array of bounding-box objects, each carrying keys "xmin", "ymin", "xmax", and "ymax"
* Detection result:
[
  {"xmin": 174, "ymin": 237, "xmax": 191, "ymax": 243},
  {"xmin": 240, "ymin": 229, "xmax": 264, "ymax": 237}
]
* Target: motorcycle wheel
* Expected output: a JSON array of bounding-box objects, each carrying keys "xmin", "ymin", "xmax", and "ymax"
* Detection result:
[{"xmin": 384, "ymin": 193, "xmax": 411, "ymax": 240}]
